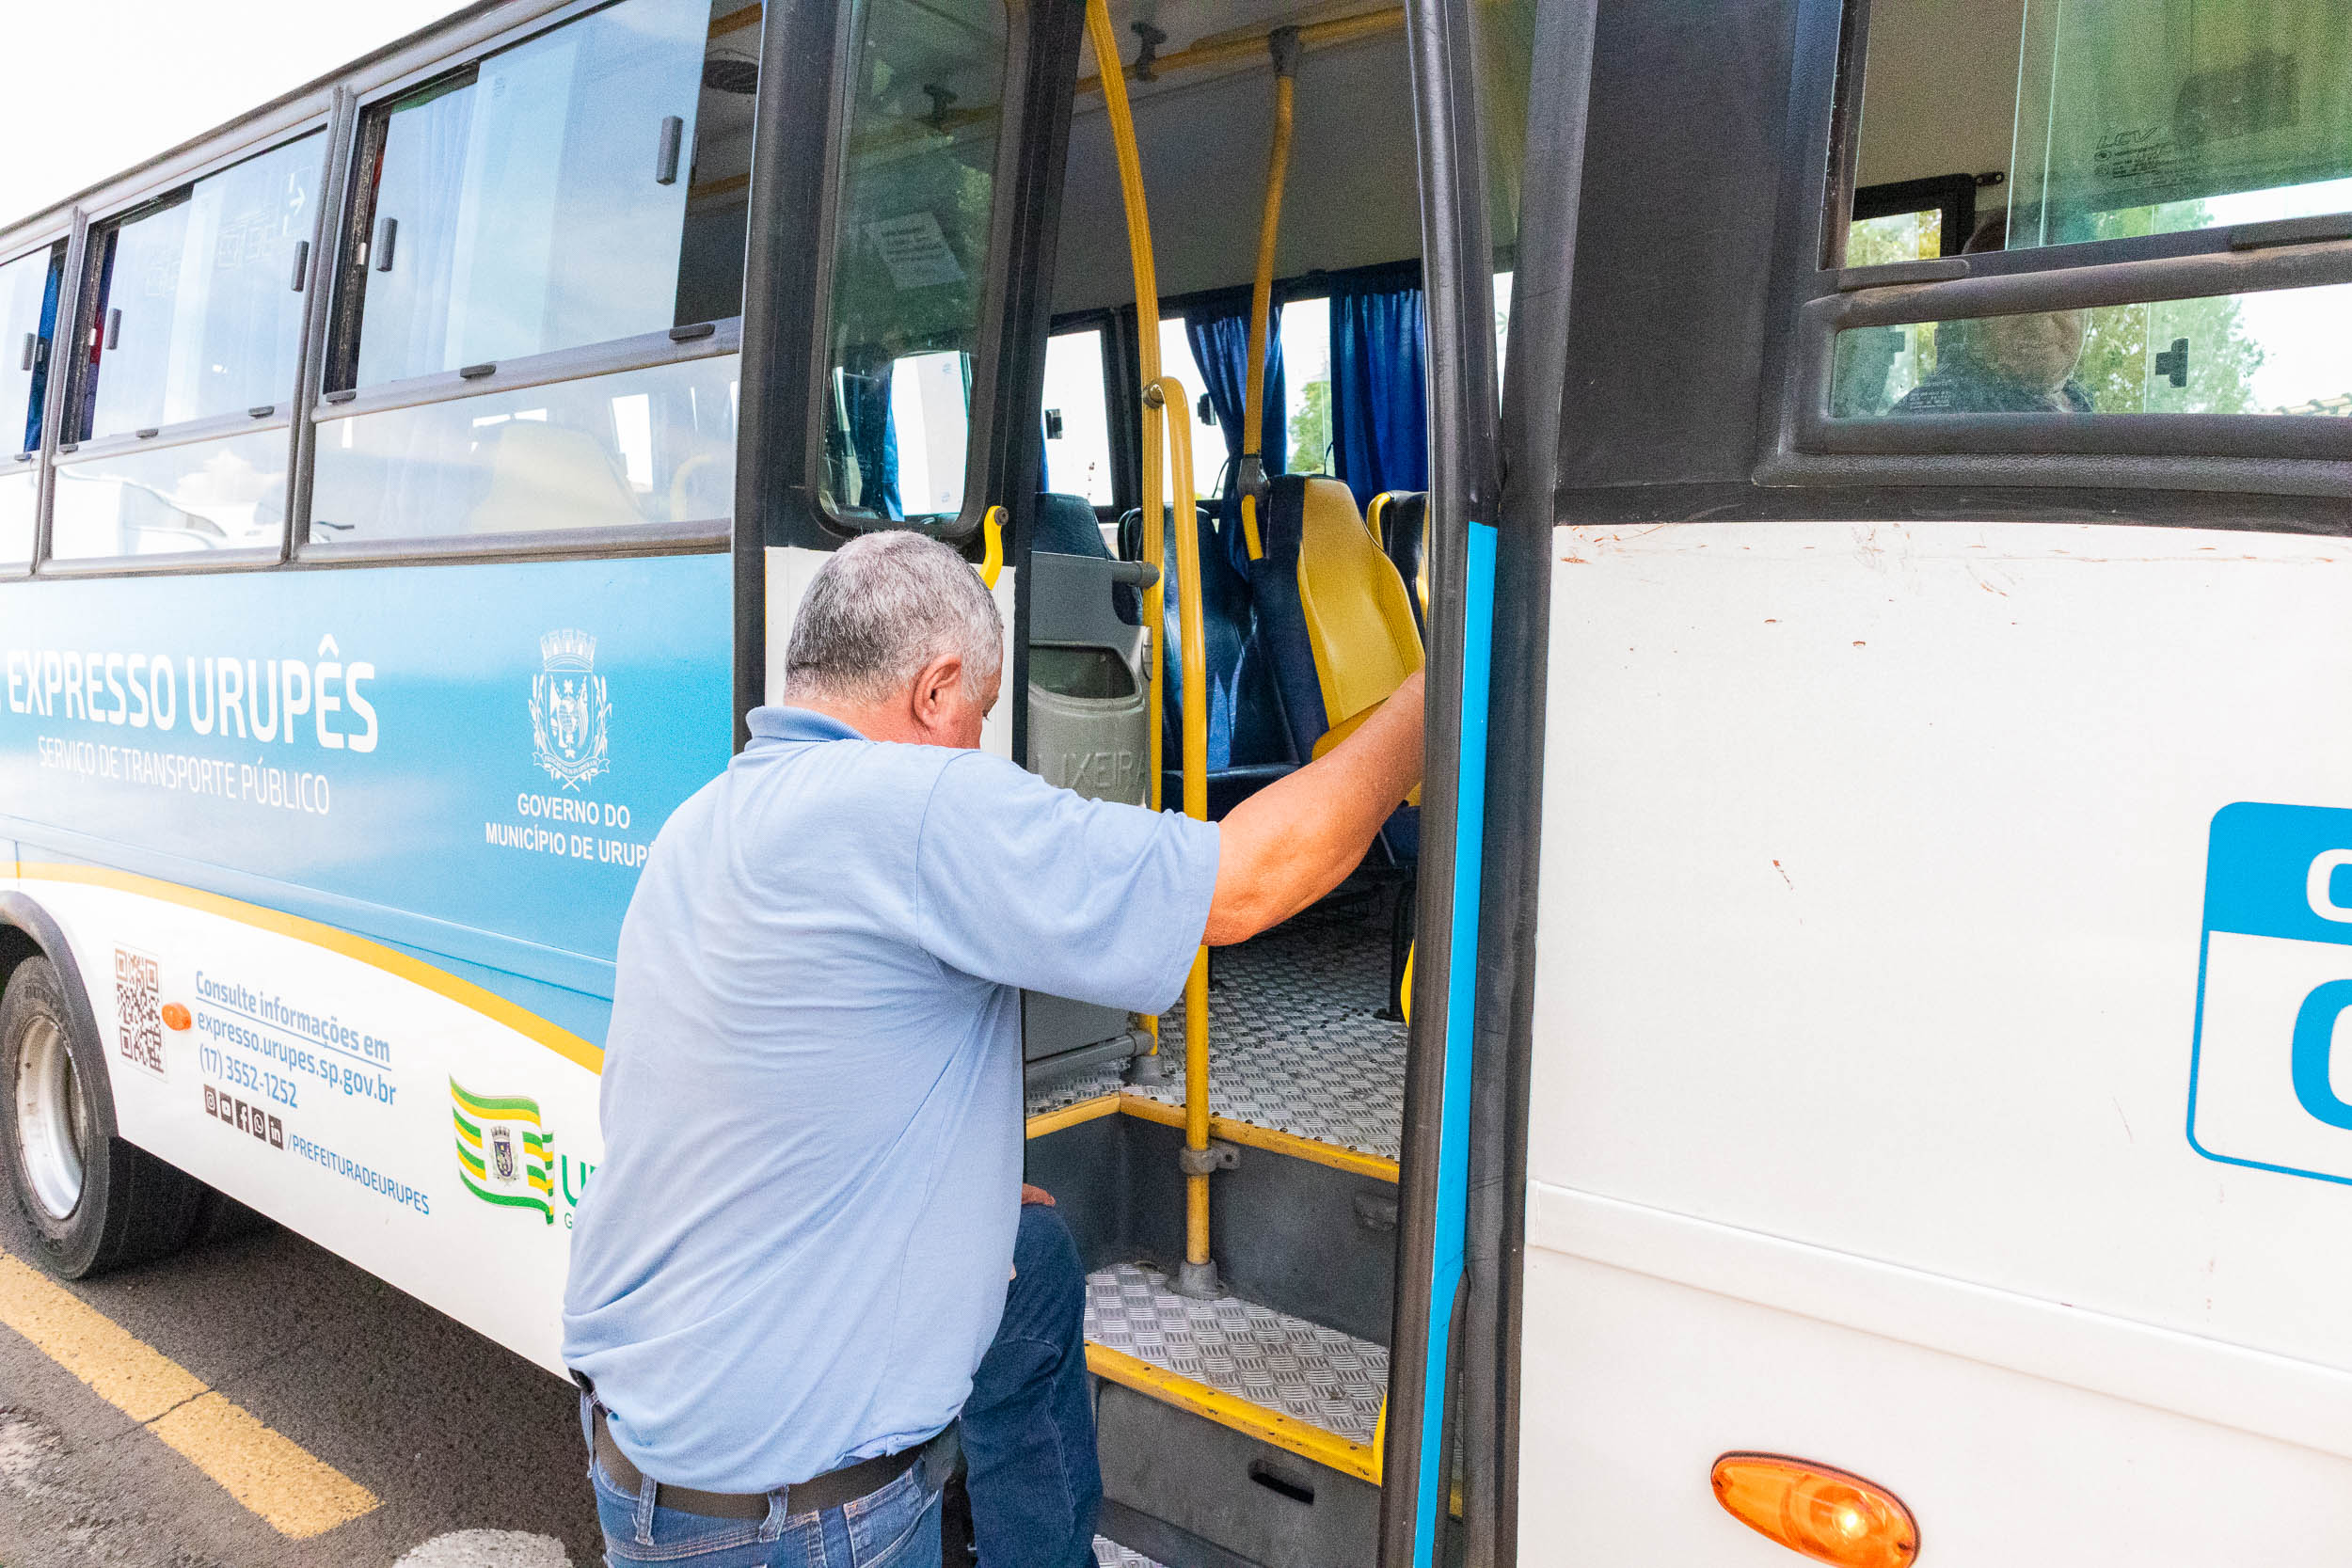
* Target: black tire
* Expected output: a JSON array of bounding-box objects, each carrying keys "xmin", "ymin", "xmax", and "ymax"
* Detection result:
[{"xmin": 0, "ymin": 958, "xmax": 206, "ymax": 1278}]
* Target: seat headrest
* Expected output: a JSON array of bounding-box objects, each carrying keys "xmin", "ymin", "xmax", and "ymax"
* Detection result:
[{"xmin": 1034, "ymin": 492, "xmax": 1110, "ymax": 560}]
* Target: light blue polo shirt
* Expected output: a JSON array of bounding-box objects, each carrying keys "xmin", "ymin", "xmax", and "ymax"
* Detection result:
[{"xmin": 561, "ymin": 705, "xmax": 1217, "ymax": 1493}]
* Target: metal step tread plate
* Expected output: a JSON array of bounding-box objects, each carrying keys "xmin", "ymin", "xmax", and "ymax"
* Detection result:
[
  {"xmin": 1030, "ymin": 905, "xmax": 1406, "ymax": 1163},
  {"xmin": 1085, "ymin": 1261, "xmax": 1386, "ymax": 1486}
]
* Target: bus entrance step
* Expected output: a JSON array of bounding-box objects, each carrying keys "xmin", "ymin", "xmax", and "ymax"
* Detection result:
[
  {"xmin": 1025, "ymin": 901, "xmax": 1409, "ymax": 1164},
  {"xmin": 1083, "ymin": 1261, "xmax": 1385, "ymax": 1483}
]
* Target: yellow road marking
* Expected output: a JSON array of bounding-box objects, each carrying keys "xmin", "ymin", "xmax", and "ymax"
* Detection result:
[{"xmin": 0, "ymin": 1254, "xmax": 379, "ymax": 1539}]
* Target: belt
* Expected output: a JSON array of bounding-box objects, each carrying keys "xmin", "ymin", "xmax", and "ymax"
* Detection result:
[{"xmin": 592, "ymin": 1406, "xmax": 957, "ymax": 1521}]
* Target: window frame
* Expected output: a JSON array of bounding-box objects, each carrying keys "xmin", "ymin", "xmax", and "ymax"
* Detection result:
[
  {"xmin": 41, "ymin": 116, "xmax": 337, "ymax": 579},
  {"xmin": 791, "ymin": 0, "xmax": 1042, "ymax": 551},
  {"xmin": 1042, "ymin": 307, "xmax": 1130, "ymax": 516},
  {"xmin": 303, "ymin": 0, "xmax": 749, "ymax": 567},
  {"xmin": 1830, "ymin": 0, "xmax": 2352, "ymax": 287},
  {"xmin": 0, "ymin": 230, "xmax": 71, "ymax": 582},
  {"xmin": 1850, "ymin": 172, "xmax": 1977, "ymax": 261},
  {"xmin": 1761, "ymin": 0, "xmax": 2352, "ymax": 499}
]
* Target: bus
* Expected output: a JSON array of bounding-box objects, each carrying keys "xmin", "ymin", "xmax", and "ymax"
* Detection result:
[{"xmin": 3, "ymin": 0, "xmax": 2350, "ymax": 1562}]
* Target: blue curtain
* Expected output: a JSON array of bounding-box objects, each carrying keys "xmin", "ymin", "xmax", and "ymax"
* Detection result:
[
  {"xmin": 1330, "ymin": 277, "xmax": 1427, "ymax": 508},
  {"xmin": 1184, "ymin": 302, "xmax": 1283, "ymax": 575},
  {"xmin": 24, "ymin": 261, "xmax": 58, "ymax": 454},
  {"xmin": 838, "ymin": 362, "xmax": 900, "ymax": 519}
]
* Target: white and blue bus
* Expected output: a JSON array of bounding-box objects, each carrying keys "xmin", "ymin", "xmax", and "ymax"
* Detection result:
[{"xmin": 5, "ymin": 0, "xmax": 2352, "ymax": 1562}]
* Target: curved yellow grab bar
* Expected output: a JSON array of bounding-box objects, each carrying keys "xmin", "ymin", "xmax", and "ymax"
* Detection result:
[
  {"xmin": 1237, "ymin": 31, "xmax": 1300, "ymax": 563},
  {"xmin": 977, "ymin": 505, "xmax": 1006, "ymax": 590}
]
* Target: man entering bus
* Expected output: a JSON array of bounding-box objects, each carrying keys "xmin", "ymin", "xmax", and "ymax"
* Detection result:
[{"xmin": 562, "ymin": 531, "xmax": 1425, "ymax": 1568}]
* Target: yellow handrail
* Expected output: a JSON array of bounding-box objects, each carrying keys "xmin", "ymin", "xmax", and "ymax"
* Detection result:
[
  {"xmin": 1236, "ymin": 30, "xmax": 1300, "ymax": 563},
  {"xmin": 1073, "ymin": 7, "xmax": 1402, "ymax": 102},
  {"xmin": 1155, "ymin": 372, "xmax": 1216, "ymax": 1292},
  {"xmin": 1086, "ymin": 0, "xmax": 1164, "ymax": 816},
  {"xmin": 1086, "ymin": 0, "xmax": 1178, "ymax": 1089}
]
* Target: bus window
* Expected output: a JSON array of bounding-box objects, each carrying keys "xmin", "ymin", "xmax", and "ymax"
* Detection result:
[
  {"xmin": 1281, "ymin": 295, "xmax": 1334, "ymax": 476},
  {"xmin": 1848, "ymin": 208, "xmax": 1940, "ymax": 266},
  {"xmin": 53, "ymin": 429, "xmax": 293, "ymax": 558},
  {"xmin": 1831, "ymin": 279, "xmax": 2352, "ymax": 419},
  {"xmin": 313, "ymin": 0, "xmax": 757, "ymax": 547},
  {"xmin": 343, "ymin": 0, "xmax": 720, "ymax": 388},
  {"xmin": 49, "ymin": 135, "xmax": 319, "ymax": 562},
  {"xmin": 0, "ymin": 244, "xmax": 62, "ymax": 567},
  {"xmin": 78, "ymin": 136, "xmax": 318, "ymax": 440},
  {"xmin": 309, "ymin": 355, "xmax": 739, "ymax": 541},
  {"xmin": 1851, "ymin": 0, "xmax": 2352, "ymax": 260},
  {"xmin": 818, "ymin": 0, "xmax": 1007, "ymax": 525},
  {"xmin": 1155, "ymin": 316, "xmax": 1227, "ymax": 505},
  {"xmin": 1494, "ymin": 268, "xmax": 1513, "ymax": 389},
  {"xmin": 1041, "ymin": 326, "xmax": 1115, "ymax": 508}
]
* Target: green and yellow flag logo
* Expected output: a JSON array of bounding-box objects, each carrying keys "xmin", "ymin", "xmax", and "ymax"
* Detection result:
[{"xmin": 451, "ymin": 1078, "xmax": 554, "ymax": 1224}]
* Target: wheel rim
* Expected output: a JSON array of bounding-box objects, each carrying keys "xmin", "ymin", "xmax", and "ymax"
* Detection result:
[{"xmin": 14, "ymin": 1016, "xmax": 88, "ymax": 1221}]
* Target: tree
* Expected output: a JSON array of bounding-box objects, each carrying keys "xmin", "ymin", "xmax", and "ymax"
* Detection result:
[
  {"xmin": 2073, "ymin": 200, "xmax": 2266, "ymax": 413},
  {"xmin": 1289, "ymin": 379, "xmax": 1333, "ymax": 475}
]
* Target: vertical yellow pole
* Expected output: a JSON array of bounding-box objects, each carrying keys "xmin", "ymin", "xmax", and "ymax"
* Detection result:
[
  {"xmin": 1157, "ymin": 375, "xmax": 1216, "ymax": 1297},
  {"xmin": 1235, "ymin": 31, "xmax": 1300, "ymax": 563},
  {"xmin": 1087, "ymin": 0, "xmax": 1163, "ymax": 813},
  {"xmin": 1086, "ymin": 0, "xmax": 1177, "ymax": 1080}
]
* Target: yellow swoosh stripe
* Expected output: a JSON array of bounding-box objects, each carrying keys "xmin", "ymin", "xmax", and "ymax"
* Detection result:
[{"xmin": 16, "ymin": 863, "xmax": 601, "ymax": 1075}]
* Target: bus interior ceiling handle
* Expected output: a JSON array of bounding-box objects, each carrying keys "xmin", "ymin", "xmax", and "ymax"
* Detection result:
[
  {"xmin": 657, "ymin": 117, "xmax": 685, "ymax": 185},
  {"xmin": 289, "ymin": 240, "xmax": 310, "ymax": 293},
  {"xmin": 373, "ymin": 216, "xmax": 398, "ymax": 273}
]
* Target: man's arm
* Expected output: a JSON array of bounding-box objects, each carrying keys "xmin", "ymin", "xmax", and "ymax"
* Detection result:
[{"xmin": 1203, "ymin": 671, "xmax": 1425, "ymax": 946}]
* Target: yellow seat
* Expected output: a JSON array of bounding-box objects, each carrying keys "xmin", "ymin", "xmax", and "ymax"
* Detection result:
[
  {"xmin": 1255, "ymin": 476, "xmax": 1424, "ymax": 816},
  {"xmin": 468, "ymin": 421, "xmax": 649, "ymax": 535}
]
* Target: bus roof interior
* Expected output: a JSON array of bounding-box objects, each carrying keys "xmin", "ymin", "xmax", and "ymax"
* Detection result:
[{"xmin": 1054, "ymin": 0, "xmax": 1420, "ymax": 313}]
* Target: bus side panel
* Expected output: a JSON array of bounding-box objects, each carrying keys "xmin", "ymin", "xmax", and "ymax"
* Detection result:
[
  {"xmin": 1518, "ymin": 1249, "xmax": 2352, "ymax": 1563},
  {"xmin": 0, "ymin": 557, "xmax": 732, "ymax": 965},
  {"xmin": 0, "ymin": 554, "xmax": 730, "ymax": 1369},
  {"xmin": 6, "ymin": 872, "xmax": 597, "ymax": 1370},
  {"xmin": 1521, "ymin": 520, "xmax": 2352, "ymax": 1555}
]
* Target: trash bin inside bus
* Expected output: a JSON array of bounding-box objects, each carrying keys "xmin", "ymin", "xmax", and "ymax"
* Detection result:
[{"xmin": 1022, "ymin": 526, "xmax": 1160, "ymax": 1083}]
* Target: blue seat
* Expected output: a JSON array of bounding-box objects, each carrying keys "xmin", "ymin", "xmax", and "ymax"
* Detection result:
[
  {"xmin": 1031, "ymin": 492, "xmax": 1137, "ymax": 624},
  {"xmin": 1366, "ymin": 490, "xmax": 1427, "ymax": 639},
  {"xmin": 1251, "ymin": 475, "xmax": 1423, "ymax": 864},
  {"xmin": 1119, "ymin": 503, "xmax": 1295, "ymax": 818}
]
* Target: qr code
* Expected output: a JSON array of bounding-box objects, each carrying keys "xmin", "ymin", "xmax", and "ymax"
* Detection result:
[{"xmin": 114, "ymin": 947, "xmax": 167, "ymax": 1079}]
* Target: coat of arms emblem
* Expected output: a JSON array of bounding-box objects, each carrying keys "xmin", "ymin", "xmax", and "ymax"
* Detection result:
[
  {"xmin": 530, "ymin": 629, "xmax": 611, "ymax": 790},
  {"xmin": 452, "ymin": 1078, "xmax": 555, "ymax": 1224}
]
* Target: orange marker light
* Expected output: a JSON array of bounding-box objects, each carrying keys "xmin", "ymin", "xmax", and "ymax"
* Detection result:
[
  {"xmin": 161, "ymin": 1003, "xmax": 192, "ymax": 1032},
  {"xmin": 1710, "ymin": 1453, "xmax": 1917, "ymax": 1568}
]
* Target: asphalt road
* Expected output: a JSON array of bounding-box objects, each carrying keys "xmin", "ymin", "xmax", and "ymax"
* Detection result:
[{"xmin": 0, "ymin": 1195, "xmax": 603, "ymax": 1568}]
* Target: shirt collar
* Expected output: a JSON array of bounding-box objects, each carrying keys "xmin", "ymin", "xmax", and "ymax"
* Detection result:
[{"xmin": 747, "ymin": 705, "xmax": 867, "ymax": 745}]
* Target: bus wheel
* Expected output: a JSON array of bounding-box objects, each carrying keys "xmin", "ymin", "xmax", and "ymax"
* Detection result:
[{"xmin": 0, "ymin": 958, "xmax": 205, "ymax": 1278}]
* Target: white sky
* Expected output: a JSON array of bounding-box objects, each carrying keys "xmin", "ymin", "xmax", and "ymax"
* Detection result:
[{"xmin": 0, "ymin": 1, "xmax": 469, "ymax": 227}]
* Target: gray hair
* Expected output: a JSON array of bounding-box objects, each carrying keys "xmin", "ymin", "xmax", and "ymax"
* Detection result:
[{"xmin": 785, "ymin": 531, "xmax": 1004, "ymax": 705}]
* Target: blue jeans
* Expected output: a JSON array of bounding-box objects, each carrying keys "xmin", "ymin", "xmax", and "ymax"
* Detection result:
[
  {"xmin": 584, "ymin": 1203, "xmax": 1098, "ymax": 1568},
  {"xmin": 587, "ymin": 1416, "xmax": 943, "ymax": 1568},
  {"xmin": 962, "ymin": 1203, "xmax": 1101, "ymax": 1568}
]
